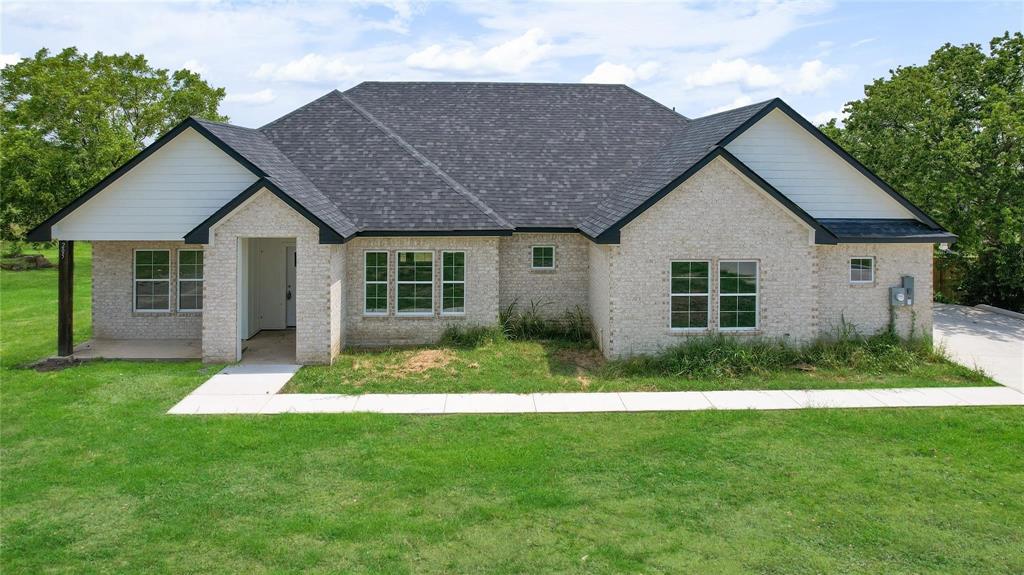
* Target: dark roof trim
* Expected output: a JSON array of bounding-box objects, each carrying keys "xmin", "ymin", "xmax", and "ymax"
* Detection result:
[
  {"xmin": 717, "ymin": 98, "xmax": 944, "ymax": 230},
  {"xmin": 831, "ymin": 235, "xmax": 957, "ymax": 244},
  {"xmin": 352, "ymin": 229, "xmax": 513, "ymax": 238},
  {"xmin": 593, "ymin": 147, "xmax": 836, "ymax": 244},
  {"xmin": 27, "ymin": 118, "xmax": 267, "ymax": 242},
  {"xmin": 184, "ymin": 179, "xmax": 345, "ymax": 244}
]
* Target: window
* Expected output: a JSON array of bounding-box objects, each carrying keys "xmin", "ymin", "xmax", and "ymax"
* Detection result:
[
  {"xmin": 719, "ymin": 261, "xmax": 758, "ymax": 330},
  {"xmin": 364, "ymin": 251, "xmax": 388, "ymax": 314},
  {"xmin": 532, "ymin": 245, "xmax": 554, "ymax": 269},
  {"xmin": 134, "ymin": 249, "xmax": 170, "ymax": 312},
  {"xmin": 442, "ymin": 251, "xmax": 466, "ymax": 315},
  {"xmin": 177, "ymin": 250, "xmax": 204, "ymax": 311},
  {"xmin": 670, "ymin": 261, "xmax": 709, "ymax": 329},
  {"xmin": 397, "ymin": 251, "xmax": 433, "ymax": 315},
  {"xmin": 850, "ymin": 257, "xmax": 874, "ymax": 283}
]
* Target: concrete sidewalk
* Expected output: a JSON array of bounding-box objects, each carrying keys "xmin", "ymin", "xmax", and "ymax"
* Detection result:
[{"xmin": 169, "ymin": 385, "xmax": 1023, "ymax": 415}]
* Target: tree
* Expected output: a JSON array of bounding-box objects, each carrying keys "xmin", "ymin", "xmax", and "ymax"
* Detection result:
[
  {"xmin": 1, "ymin": 47, "xmax": 227, "ymax": 239},
  {"xmin": 821, "ymin": 32, "xmax": 1024, "ymax": 311}
]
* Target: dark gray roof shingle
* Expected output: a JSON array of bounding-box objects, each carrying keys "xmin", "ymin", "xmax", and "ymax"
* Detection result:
[
  {"xmin": 184, "ymin": 83, "xmax": 943, "ymax": 242},
  {"xmin": 341, "ymin": 82, "xmax": 689, "ymax": 228},
  {"xmin": 195, "ymin": 118, "xmax": 359, "ymax": 237},
  {"xmin": 578, "ymin": 99, "xmax": 774, "ymax": 237},
  {"xmin": 818, "ymin": 219, "xmax": 957, "ymax": 242}
]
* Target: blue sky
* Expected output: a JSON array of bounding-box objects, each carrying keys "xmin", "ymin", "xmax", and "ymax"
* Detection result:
[{"xmin": 1, "ymin": 1, "xmax": 1020, "ymax": 127}]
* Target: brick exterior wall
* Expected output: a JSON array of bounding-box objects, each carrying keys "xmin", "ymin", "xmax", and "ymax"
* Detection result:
[
  {"xmin": 91, "ymin": 241, "xmax": 202, "ymax": 340},
  {"xmin": 597, "ymin": 158, "xmax": 819, "ymax": 358},
  {"xmin": 588, "ymin": 242, "xmax": 614, "ymax": 352},
  {"xmin": 202, "ymin": 190, "xmax": 334, "ymax": 364},
  {"xmin": 343, "ymin": 237, "xmax": 500, "ymax": 347},
  {"xmin": 816, "ymin": 243, "xmax": 933, "ymax": 338},
  {"xmin": 498, "ymin": 233, "xmax": 590, "ymax": 318},
  {"xmin": 89, "ymin": 164, "xmax": 935, "ymax": 363}
]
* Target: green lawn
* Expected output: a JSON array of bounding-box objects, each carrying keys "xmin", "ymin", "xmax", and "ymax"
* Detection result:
[
  {"xmin": 2, "ymin": 243, "xmax": 1023, "ymax": 574},
  {"xmin": 285, "ymin": 336, "xmax": 992, "ymax": 395}
]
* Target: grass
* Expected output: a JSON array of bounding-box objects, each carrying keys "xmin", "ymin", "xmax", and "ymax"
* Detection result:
[
  {"xmin": 2, "ymin": 242, "xmax": 1022, "ymax": 574},
  {"xmin": 285, "ymin": 330, "xmax": 992, "ymax": 395}
]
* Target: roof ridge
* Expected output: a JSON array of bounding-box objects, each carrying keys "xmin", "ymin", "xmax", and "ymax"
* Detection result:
[
  {"xmin": 258, "ymin": 90, "xmax": 342, "ymax": 131},
  {"xmin": 692, "ymin": 98, "xmax": 778, "ymax": 121},
  {"xmin": 339, "ymin": 92, "xmax": 514, "ymax": 230},
  {"xmin": 618, "ymin": 85, "xmax": 691, "ymax": 122}
]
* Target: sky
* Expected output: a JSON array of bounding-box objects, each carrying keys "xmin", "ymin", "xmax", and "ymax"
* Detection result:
[{"xmin": 1, "ymin": 1, "xmax": 1021, "ymax": 127}]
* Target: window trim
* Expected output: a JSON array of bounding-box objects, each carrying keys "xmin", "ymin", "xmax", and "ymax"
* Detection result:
[
  {"xmin": 363, "ymin": 250, "xmax": 389, "ymax": 316},
  {"xmin": 849, "ymin": 256, "xmax": 875, "ymax": 284},
  {"xmin": 176, "ymin": 249, "xmax": 204, "ymax": 312},
  {"xmin": 132, "ymin": 248, "xmax": 171, "ymax": 313},
  {"xmin": 669, "ymin": 259, "xmax": 711, "ymax": 332},
  {"xmin": 395, "ymin": 250, "xmax": 435, "ymax": 317},
  {"xmin": 718, "ymin": 259, "xmax": 759, "ymax": 332},
  {"xmin": 441, "ymin": 250, "xmax": 467, "ymax": 316},
  {"xmin": 531, "ymin": 245, "xmax": 555, "ymax": 270}
]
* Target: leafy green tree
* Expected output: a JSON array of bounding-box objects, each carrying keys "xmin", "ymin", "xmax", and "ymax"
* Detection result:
[
  {"xmin": 821, "ymin": 32, "xmax": 1023, "ymax": 311},
  {"xmin": 1, "ymin": 47, "xmax": 227, "ymax": 239}
]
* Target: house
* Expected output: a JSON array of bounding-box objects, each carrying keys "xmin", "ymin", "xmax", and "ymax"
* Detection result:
[{"xmin": 29, "ymin": 82, "xmax": 956, "ymax": 363}]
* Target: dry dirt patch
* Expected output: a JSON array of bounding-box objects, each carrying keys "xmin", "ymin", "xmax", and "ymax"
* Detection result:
[{"xmin": 393, "ymin": 349, "xmax": 457, "ymax": 378}]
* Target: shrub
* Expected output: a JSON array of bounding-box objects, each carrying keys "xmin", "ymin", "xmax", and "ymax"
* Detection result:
[
  {"xmin": 607, "ymin": 330, "xmax": 953, "ymax": 380},
  {"xmin": 499, "ymin": 299, "xmax": 593, "ymax": 342},
  {"xmin": 439, "ymin": 325, "xmax": 505, "ymax": 348}
]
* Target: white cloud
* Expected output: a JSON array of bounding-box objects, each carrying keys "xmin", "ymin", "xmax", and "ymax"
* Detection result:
[
  {"xmin": 811, "ymin": 108, "xmax": 849, "ymax": 126},
  {"xmin": 406, "ymin": 28, "xmax": 552, "ymax": 74},
  {"xmin": 224, "ymin": 89, "xmax": 276, "ymax": 105},
  {"xmin": 850, "ymin": 37, "xmax": 876, "ymax": 48},
  {"xmin": 253, "ymin": 53, "xmax": 362, "ymax": 83},
  {"xmin": 705, "ymin": 95, "xmax": 755, "ymax": 115},
  {"xmin": 0, "ymin": 52, "xmax": 22, "ymax": 67},
  {"xmin": 687, "ymin": 58, "xmax": 781, "ymax": 88},
  {"xmin": 581, "ymin": 61, "xmax": 659, "ymax": 84},
  {"xmin": 792, "ymin": 59, "xmax": 844, "ymax": 94},
  {"xmin": 181, "ymin": 59, "xmax": 207, "ymax": 74}
]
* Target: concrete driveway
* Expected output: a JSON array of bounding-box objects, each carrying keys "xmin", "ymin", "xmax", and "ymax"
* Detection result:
[{"xmin": 934, "ymin": 304, "xmax": 1024, "ymax": 391}]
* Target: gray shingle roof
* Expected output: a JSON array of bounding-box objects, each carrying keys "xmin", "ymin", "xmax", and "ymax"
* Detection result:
[
  {"xmin": 578, "ymin": 100, "xmax": 774, "ymax": 238},
  {"xmin": 195, "ymin": 119, "xmax": 359, "ymax": 237},
  {"xmin": 818, "ymin": 219, "xmax": 957, "ymax": 242},
  {"xmin": 183, "ymin": 83, "xmax": 944, "ymax": 243}
]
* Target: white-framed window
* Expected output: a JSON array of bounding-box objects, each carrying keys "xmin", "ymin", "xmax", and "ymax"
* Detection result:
[
  {"xmin": 442, "ymin": 251, "xmax": 466, "ymax": 315},
  {"xmin": 849, "ymin": 257, "xmax": 874, "ymax": 283},
  {"xmin": 670, "ymin": 260, "xmax": 710, "ymax": 330},
  {"xmin": 364, "ymin": 251, "xmax": 389, "ymax": 315},
  {"xmin": 177, "ymin": 249, "xmax": 204, "ymax": 311},
  {"xmin": 396, "ymin": 251, "xmax": 434, "ymax": 315},
  {"xmin": 134, "ymin": 249, "xmax": 170, "ymax": 312},
  {"xmin": 531, "ymin": 245, "xmax": 555, "ymax": 269},
  {"xmin": 719, "ymin": 260, "xmax": 758, "ymax": 330}
]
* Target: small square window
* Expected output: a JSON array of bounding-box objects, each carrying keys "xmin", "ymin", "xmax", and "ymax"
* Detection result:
[
  {"xmin": 850, "ymin": 257, "xmax": 874, "ymax": 283},
  {"xmin": 532, "ymin": 246, "xmax": 554, "ymax": 269}
]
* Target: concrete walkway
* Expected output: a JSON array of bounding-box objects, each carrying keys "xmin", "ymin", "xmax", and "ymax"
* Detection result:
[
  {"xmin": 934, "ymin": 304, "xmax": 1024, "ymax": 391},
  {"xmin": 170, "ymin": 384, "xmax": 1023, "ymax": 415},
  {"xmin": 166, "ymin": 304, "xmax": 1024, "ymax": 415}
]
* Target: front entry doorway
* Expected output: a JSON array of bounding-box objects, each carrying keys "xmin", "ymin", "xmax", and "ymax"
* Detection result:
[{"xmin": 237, "ymin": 237, "xmax": 297, "ymax": 362}]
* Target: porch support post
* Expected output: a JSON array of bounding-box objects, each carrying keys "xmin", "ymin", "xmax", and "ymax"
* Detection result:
[{"xmin": 57, "ymin": 240, "xmax": 74, "ymax": 357}]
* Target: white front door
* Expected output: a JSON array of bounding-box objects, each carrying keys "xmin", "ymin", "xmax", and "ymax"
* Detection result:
[{"xmin": 285, "ymin": 245, "xmax": 296, "ymax": 327}]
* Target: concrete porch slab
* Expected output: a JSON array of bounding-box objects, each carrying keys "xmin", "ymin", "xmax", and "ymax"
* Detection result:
[
  {"xmin": 190, "ymin": 364, "xmax": 299, "ymax": 396},
  {"xmin": 73, "ymin": 338, "xmax": 201, "ymax": 360}
]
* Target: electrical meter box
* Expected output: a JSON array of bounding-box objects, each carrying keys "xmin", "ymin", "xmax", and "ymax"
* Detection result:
[
  {"xmin": 890, "ymin": 287, "xmax": 908, "ymax": 306},
  {"xmin": 890, "ymin": 276, "xmax": 916, "ymax": 307}
]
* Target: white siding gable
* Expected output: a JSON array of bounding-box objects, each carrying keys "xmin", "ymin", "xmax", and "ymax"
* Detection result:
[
  {"xmin": 52, "ymin": 128, "xmax": 259, "ymax": 240},
  {"xmin": 726, "ymin": 108, "xmax": 914, "ymax": 219}
]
